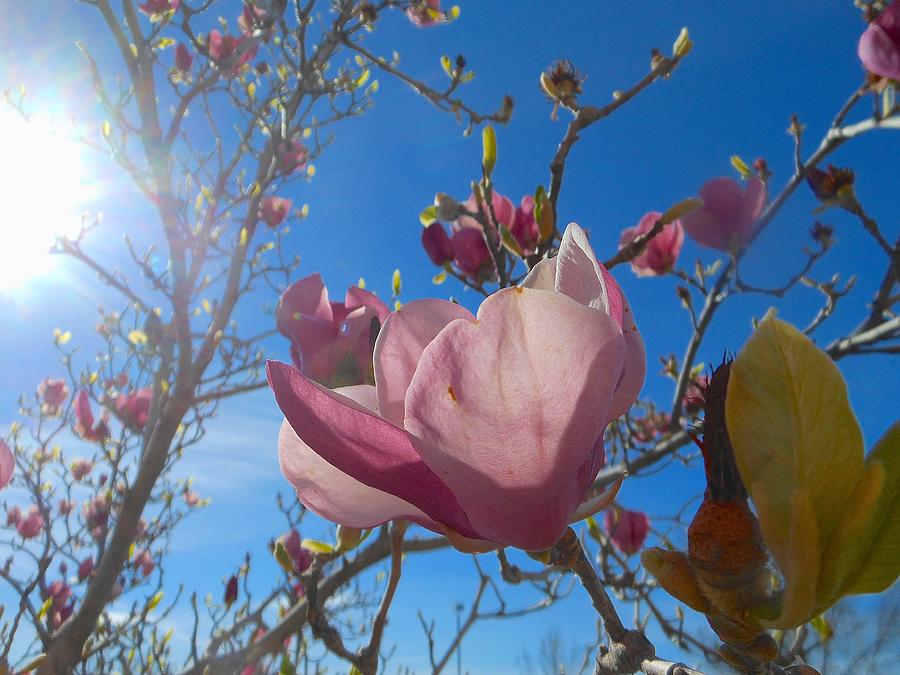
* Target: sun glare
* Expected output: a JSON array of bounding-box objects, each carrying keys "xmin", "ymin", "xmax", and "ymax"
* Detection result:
[{"xmin": 0, "ymin": 110, "xmax": 94, "ymax": 290}]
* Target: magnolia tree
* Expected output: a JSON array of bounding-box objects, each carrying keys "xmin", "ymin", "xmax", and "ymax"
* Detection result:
[{"xmin": 2, "ymin": 1, "xmax": 900, "ymax": 674}]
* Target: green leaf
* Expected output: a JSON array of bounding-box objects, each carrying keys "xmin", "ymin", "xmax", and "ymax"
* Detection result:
[
  {"xmin": 727, "ymin": 313, "xmax": 864, "ymax": 565},
  {"xmin": 301, "ymin": 538, "xmax": 334, "ymax": 554},
  {"xmin": 824, "ymin": 421, "xmax": 900, "ymax": 598},
  {"xmin": 419, "ymin": 205, "xmax": 438, "ymax": 226},
  {"xmin": 148, "ymin": 591, "xmax": 164, "ymax": 611},
  {"xmin": 392, "ymin": 268, "xmax": 402, "ymax": 296},
  {"xmin": 730, "ymin": 154, "xmax": 751, "ymax": 179}
]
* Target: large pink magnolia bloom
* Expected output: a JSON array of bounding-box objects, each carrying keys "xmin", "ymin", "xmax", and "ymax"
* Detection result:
[
  {"xmin": 0, "ymin": 440, "xmax": 13, "ymax": 490},
  {"xmin": 859, "ymin": 1, "xmax": 900, "ymax": 80},
  {"xmin": 269, "ymin": 223, "xmax": 645, "ymax": 551},
  {"xmin": 618, "ymin": 211, "xmax": 684, "ymax": 277},
  {"xmin": 681, "ymin": 177, "xmax": 767, "ymax": 251},
  {"xmin": 277, "ymin": 274, "xmax": 390, "ymax": 387}
]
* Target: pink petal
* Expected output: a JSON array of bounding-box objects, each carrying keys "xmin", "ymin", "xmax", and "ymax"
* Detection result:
[
  {"xmin": 277, "ymin": 385, "xmax": 434, "ymax": 529},
  {"xmin": 267, "ymin": 361, "xmax": 477, "ymax": 537},
  {"xmin": 860, "ymin": 23, "xmax": 900, "ymax": 80},
  {"xmin": 276, "ymin": 274, "xmax": 333, "ymax": 334},
  {"xmin": 610, "ymin": 295, "xmax": 647, "ymax": 419},
  {"xmin": 374, "ymin": 299, "xmax": 475, "ymax": 427},
  {"xmin": 570, "ymin": 475, "xmax": 624, "ymax": 523},
  {"xmin": 344, "ymin": 286, "xmax": 390, "ymax": 324},
  {"xmin": 404, "ymin": 286, "xmax": 626, "ymax": 550},
  {"xmin": 0, "ymin": 440, "xmax": 14, "ymax": 489}
]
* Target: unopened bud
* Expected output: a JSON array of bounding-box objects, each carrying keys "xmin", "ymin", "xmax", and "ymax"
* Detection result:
[
  {"xmin": 434, "ymin": 193, "xmax": 461, "ymax": 221},
  {"xmin": 335, "ymin": 525, "xmax": 364, "ymax": 553}
]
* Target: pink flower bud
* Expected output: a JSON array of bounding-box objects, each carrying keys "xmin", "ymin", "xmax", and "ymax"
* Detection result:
[
  {"xmin": 238, "ymin": 2, "xmax": 270, "ymax": 36},
  {"xmin": 421, "ymin": 223, "xmax": 454, "ymax": 266},
  {"xmin": 224, "ymin": 574, "xmax": 239, "ymax": 606},
  {"xmin": 138, "ymin": 0, "xmax": 179, "ymax": 15},
  {"xmin": 259, "ymin": 196, "xmax": 292, "ymax": 228},
  {"xmin": 58, "ymin": 499, "xmax": 75, "ymax": 515},
  {"xmin": 604, "ymin": 508, "xmax": 651, "ymax": 555},
  {"xmin": 70, "ymin": 459, "xmax": 93, "ymax": 481},
  {"xmin": 859, "ymin": 1, "xmax": 900, "ymax": 80},
  {"xmin": 17, "ymin": 506, "xmax": 45, "ymax": 539},
  {"xmin": 183, "ymin": 490, "xmax": 200, "ymax": 507},
  {"xmin": 618, "ymin": 211, "xmax": 685, "ymax": 277},
  {"xmin": 683, "ymin": 374, "xmax": 708, "ymax": 416},
  {"xmin": 449, "ymin": 228, "xmax": 493, "ymax": 280},
  {"xmin": 175, "ymin": 43, "xmax": 194, "ymax": 73},
  {"xmin": 207, "ymin": 30, "xmax": 258, "ymax": 75},
  {"xmin": 278, "ymin": 529, "xmax": 312, "ymax": 574},
  {"xmin": 6, "ymin": 505, "xmax": 22, "ymax": 526},
  {"xmin": 38, "ymin": 378, "xmax": 69, "ymax": 408},
  {"xmin": 681, "ymin": 177, "xmax": 766, "ymax": 251},
  {"xmin": 78, "ymin": 557, "xmax": 94, "ymax": 582},
  {"xmin": 510, "ymin": 195, "xmax": 540, "ymax": 256}
]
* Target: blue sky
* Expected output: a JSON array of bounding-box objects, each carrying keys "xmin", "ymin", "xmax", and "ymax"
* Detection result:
[{"xmin": 1, "ymin": 1, "xmax": 899, "ymax": 672}]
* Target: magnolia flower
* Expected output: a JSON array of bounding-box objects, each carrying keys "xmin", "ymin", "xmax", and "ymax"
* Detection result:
[
  {"xmin": 605, "ymin": 507, "xmax": 651, "ymax": 555},
  {"xmin": 238, "ymin": 2, "xmax": 271, "ymax": 37},
  {"xmin": 421, "ymin": 222, "xmax": 455, "ymax": 266},
  {"xmin": 58, "ymin": 499, "xmax": 75, "ymax": 515},
  {"xmin": 74, "ymin": 390, "xmax": 110, "ymax": 442},
  {"xmin": 138, "ymin": 0, "xmax": 179, "ymax": 15},
  {"xmin": 174, "ymin": 43, "xmax": 194, "ymax": 73},
  {"xmin": 276, "ymin": 139, "xmax": 309, "ymax": 174},
  {"xmin": 17, "ymin": 506, "xmax": 45, "ymax": 539},
  {"xmin": 259, "ymin": 196, "xmax": 292, "ymax": 228},
  {"xmin": 133, "ymin": 549, "xmax": 155, "ymax": 577},
  {"xmin": 207, "ymin": 30, "xmax": 257, "ymax": 75},
  {"xmin": 43, "ymin": 580, "xmax": 74, "ymax": 629},
  {"xmin": 276, "ymin": 274, "xmax": 389, "ymax": 387},
  {"xmin": 224, "ymin": 574, "xmax": 239, "ymax": 606},
  {"xmin": 114, "ymin": 388, "xmax": 153, "ymax": 431},
  {"xmin": 6, "ymin": 505, "xmax": 21, "ymax": 526},
  {"xmin": 38, "ymin": 378, "xmax": 69, "ymax": 409},
  {"xmin": 449, "ymin": 228, "xmax": 492, "ymax": 280},
  {"xmin": 859, "ymin": 1, "xmax": 900, "ymax": 81},
  {"xmin": 0, "ymin": 440, "xmax": 13, "ymax": 489},
  {"xmin": 70, "ymin": 459, "xmax": 93, "ymax": 481},
  {"xmin": 278, "ymin": 529, "xmax": 312, "ymax": 573},
  {"xmin": 269, "ymin": 223, "xmax": 645, "ymax": 551},
  {"xmin": 681, "ymin": 177, "xmax": 766, "ymax": 251},
  {"xmin": 406, "ymin": 0, "xmax": 446, "ymax": 27},
  {"xmin": 618, "ymin": 211, "xmax": 684, "ymax": 277},
  {"xmin": 78, "ymin": 557, "xmax": 94, "ymax": 582},
  {"xmin": 510, "ymin": 195, "xmax": 540, "ymax": 256}
]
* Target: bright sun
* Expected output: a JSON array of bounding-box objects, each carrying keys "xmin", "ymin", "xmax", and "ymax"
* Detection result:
[{"xmin": 0, "ymin": 110, "xmax": 93, "ymax": 290}]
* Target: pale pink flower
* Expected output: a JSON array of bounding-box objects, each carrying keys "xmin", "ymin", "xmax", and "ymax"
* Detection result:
[
  {"xmin": 74, "ymin": 391, "xmax": 110, "ymax": 443},
  {"xmin": 38, "ymin": 378, "xmax": 69, "ymax": 408},
  {"xmin": 70, "ymin": 459, "xmax": 93, "ymax": 481},
  {"xmin": 259, "ymin": 196, "xmax": 292, "ymax": 228},
  {"xmin": 0, "ymin": 440, "xmax": 13, "ymax": 489},
  {"xmin": 183, "ymin": 490, "xmax": 200, "ymax": 507},
  {"xmin": 17, "ymin": 506, "xmax": 45, "ymax": 539},
  {"xmin": 618, "ymin": 211, "xmax": 684, "ymax": 276},
  {"xmin": 276, "ymin": 139, "xmax": 309, "ymax": 174},
  {"xmin": 510, "ymin": 195, "xmax": 540, "ymax": 256},
  {"xmin": 681, "ymin": 177, "xmax": 766, "ymax": 251},
  {"xmin": 269, "ymin": 223, "xmax": 645, "ymax": 551},
  {"xmin": 406, "ymin": 0, "xmax": 447, "ymax": 27},
  {"xmin": 138, "ymin": 0, "xmax": 179, "ymax": 15},
  {"xmin": 133, "ymin": 548, "xmax": 155, "ymax": 577},
  {"xmin": 278, "ymin": 529, "xmax": 312, "ymax": 573},
  {"xmin": 113, "ymin": 388, "xmax": 153, "ymax": 431},
  {"xmin": 859, "ymin": 1, "xmax": 900, "ymax": 80},
  {"xmin": 604, "ymin": 508, "xmax": 651, "ymax": 555},
  {"xmin": 276, "ymin": 274, "xmax": 389, "ymax": 387}
]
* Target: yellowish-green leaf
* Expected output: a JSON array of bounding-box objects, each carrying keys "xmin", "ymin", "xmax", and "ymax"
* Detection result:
[
  {"xmin": 102, "ymin": 120, "xmax": 111, "ymax": 138},
  {"xmin": 730, "ymin": 154, "xmax": 751, "ymax": 179},
  {"xmin": 823, "ymin": 421, "xmax": 900, "ymax": 599},
  {"xmin": 448, "ymin": 5, "xmax": 461, "ymax": 20},
  {"xmin": 392, "ymin": 268, "xmax": 402, "ymax": 296},
  {"xmin": 810, "ymin": 614, "xmax": 833, "ymax": 644},
  {"xmin": 128, "ymin": 330, "xmax": 148, "ymax": 346},
  {"xmin": 307, "ymin": 164, "xmax": 316, "ymax": 177},
  {"xmin": 239, "ymin": 227, "xmax": 249, "ymax": 246},
  {"xmin": 202, "ymin": 299, "xmax": 212, "ymax": 315},
  {"xmin": 54, "ymin": 328, "xmax": 72, "ymax": 345},
  {"xmin": 156, "ymin": 37, "xmax": 175, "ymax": 49},
  {"xmin": 482, "ymin": 125, "xmax": 497, "ymax": 177},
  {"xmin": 432, "ymin": 271, "xmax": 447, "ymax": 285},
  {"xmin": 247, "ymin": 82, "xmax": 256, "ymax": 99},
  {"xmin": 301, "ymin": 538, "xmax": 334, "ymax": 554},
  {"xmin": 148, "ymin": 591, "xmax": 164, "ymax": 611},
  {"xmin": 355, "ymin": 69, "xmax": 370, "ymax": 88},
  {"xmin": 419, "ymin": 205, "xmax": 438, "ymax": 226},
  {"xmin": 499, "ymin": 224, "xmax": 523, "ymax": 257},
  {"xmin": 672, "ymin": 27, "xmax": 693, "ymax": 58},
  {"xmin": 37, "ymin": 596, "xmax": 54, "ymax": 620},
  {"xmin": 659, "ymin": 198, "xmax": 702, "ymax": 226},
  {"xmin": 18, "ymin": 654, "xmax": 47, "ymax": 673},
  {"xmin": 440, "ymin": 55, "xmax": 453, "ymax": 77},
  {"xmin": 357, "ymin": 277, "xmax": 366, "ymax": 289}
]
